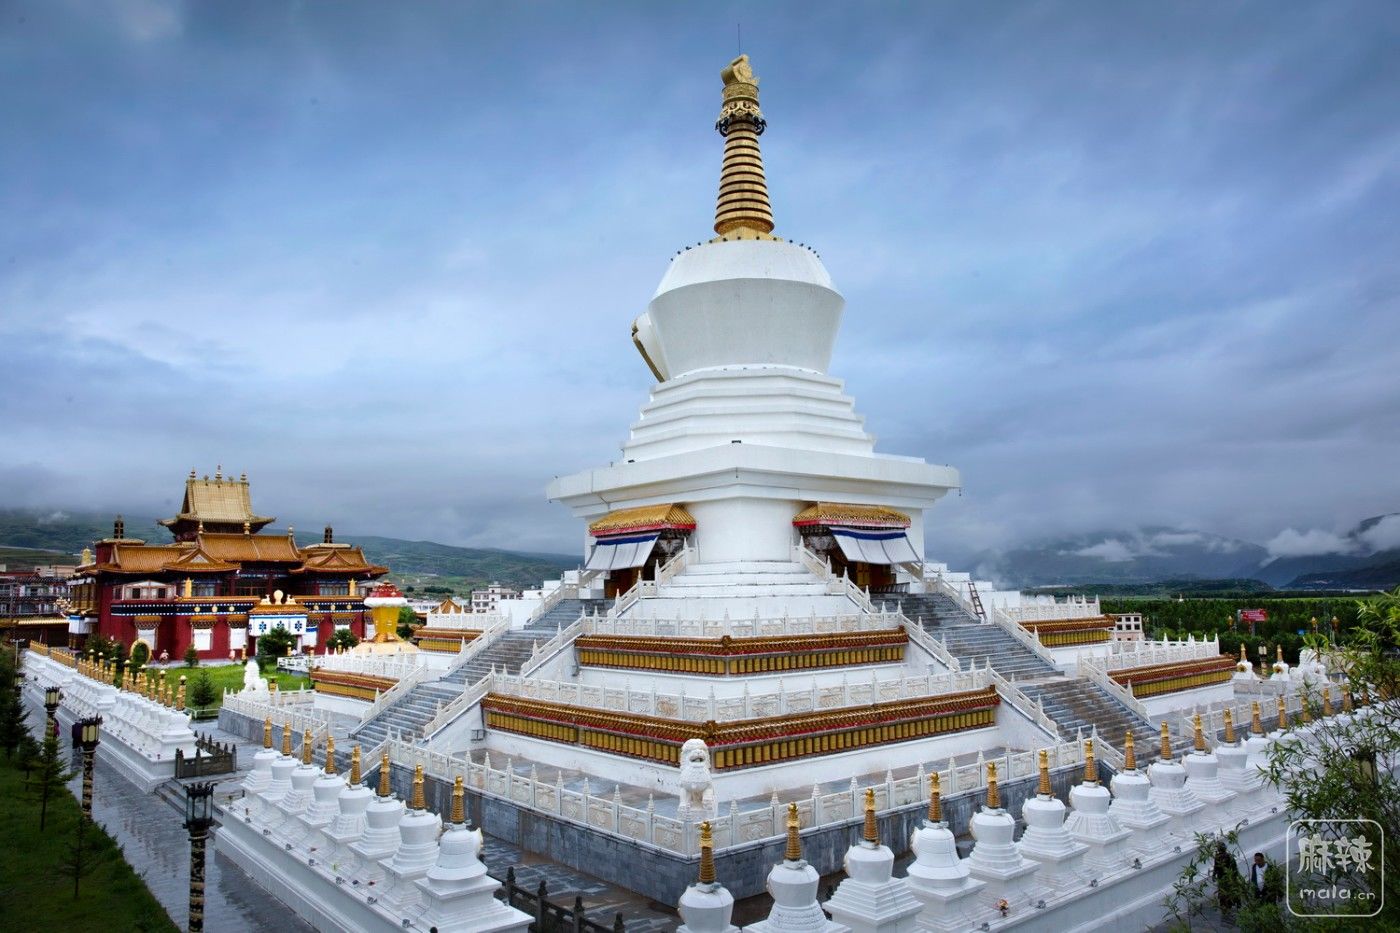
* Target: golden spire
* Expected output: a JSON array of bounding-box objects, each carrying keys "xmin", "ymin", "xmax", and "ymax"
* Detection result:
[
  {"xmin": 324, "ymin": 736, "xmax": 337, "ymax": 775},
  {"xmin": 927, "ymin": 772, "xmax": 942, "ymax": 823},
  {"xmin": 1343, "ymin": 689, "xmax": 1354, "ymax": 713},
  {"xmin": 281, "ymin": 722, "xmax": 292, "ymax": 757},
  {"xmin": 175, "ymin": 677, "xmax": 186, "ymax": 711},
  {"xmin": 1193, "ymin": 713, "xmax": 1206, "ymax": 753},
  {"xmin": 1160, "ymin": 721, "xmax": 1173, "ymax": 761},
  {"xmin": 262, "ymin": 717, "xmax": 272, "ymax": 749},
  {"xmin": 1084, "ymin": 739, "xmax": 1098, "ymax": 783},
  {"xmin": 378, "ymin": 753, "xmax": 392, "ymax": 797},
  {"xmin": 862, "ymin": 787, "xmax": 879, "ymax": 844},
  {"xmin": 1239, "ymin": 643, "xmax": 1247, "ymax": 662},
  {"xmin": 1277, "ymin": 696, "xmax": 1288, "ymax": 729},
  {"xmin": 1323, "ymin": 689, "xmax": 1333, "ymax": 717},
  {"xmin": 1277, "ymin": 644, "xmax": 1284, "ymax": 663},
  {"xmin": 301, "ymin": 729, "xmax": 313, "ymax": 765},
  {"xmin": 1252, "ymin": 701, "xmax": 1264, "ymax": 734},
  {"xmin": 698, "ymin": 821, "xmax": 716, "ymax": 884},
  {"xmin": 1037, "ymin": 749, "xmax": 1052, "ymax": 796},
  {"xmin": 986, "ymin": 762, "xmax": 1000, "ymax": 809},
  {"xmin": 411, "ymin": 764, "xmax": 426, "ymax": 810},
  {"xmin": 350, "ymin": 746, "xmax": 361, "ymax": 786},
  {"xmin": 1300, "ymin": 696, "xmax": 1311, "ymax": 724},
  {"xmin": 450, "ymin": 775, "xmax": 465, "ymax": 824},
  {"xmin": 712, "ymin": 55, "xmax": 777, "ymax": 241},
  {"xmin": 1124, "ymin": 730, "xmax": 1137, "ymax": 770},
  {"xmin": 1223, "ymin": 708, "xmax": 1236, "ymax": 744},
  {"xmin": 784, "ymin": 802, "xmax": 803, "ymax": 862}
]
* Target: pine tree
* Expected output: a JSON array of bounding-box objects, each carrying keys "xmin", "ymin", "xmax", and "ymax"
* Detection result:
[{"xmin": 33, "ymin": 723, "xmax": 76, "ymax": 830}]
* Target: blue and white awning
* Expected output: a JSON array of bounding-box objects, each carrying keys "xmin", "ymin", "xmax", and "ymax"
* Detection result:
[
  {"xmin": 584, "ymin": 533, "xmax": 661, "ymax": 572},
  {"xmin": 830, "ymin": 526, "xmax": 920, "ymax": 565}
]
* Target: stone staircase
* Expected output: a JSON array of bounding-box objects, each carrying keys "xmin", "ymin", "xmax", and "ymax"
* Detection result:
[
  {"xmin": 1016, "ymin": 677, "xmax": 1157, "ymax": 752},
  {"xmin": 350, "ymin": 597, "xmax": 604, "ymax": 748},
  {"xmin": 889, "ymin": 593, "xmax": 1059, "ymax": 681}
]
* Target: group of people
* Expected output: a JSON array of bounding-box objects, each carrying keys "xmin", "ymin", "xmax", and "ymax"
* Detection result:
[{"xmin": 1214, "ymin": 843, "xmax": 1284, "ymax": 913}]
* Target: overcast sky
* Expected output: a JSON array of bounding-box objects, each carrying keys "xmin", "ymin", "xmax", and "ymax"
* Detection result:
[{"xmin": 3, "ymin": 1, "xmax": 1397, "ymax": 566}]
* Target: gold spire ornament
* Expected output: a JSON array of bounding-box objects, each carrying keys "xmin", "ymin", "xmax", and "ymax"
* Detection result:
[
  {"xmin": 451, "ymin": 775, "xmax": 466, "ymax": 825},
  {"xmin": 986, "ymin": 762, "xmax": 1001, "ymax": 810},
  {"xmin": 175, "ymin": 676, "xmax": 186, "ymax": 711},
  {"xmin": 301, "ymin": 729, "xmax": 313, "ymax": 765},
  {"xmin": 698, "ymin": 820, "xmax": 716, "ymax": 885},
  {"xmin": 1084, "ymin": 739, "xmax": 1099, "ymax": 783},
  {"xmin": 1160, "ymin": 721, "xmax": 1173, "ymax": 761},
  {"xmin": 1300, "ymin": 696, "xmax": 1312, "ymax": 724},
  {"xmin": 411, "ymin": 764, "xmax": 426, "ymax": 810},
  {"xmin": 1223, "ymin": 708, "xmax": 1236, "ymax": 744},
  {"xmin": 281, "ymin": 722, "xmax": 293, "ymax": 757},
  {"xmin": 378, "ymin": 754, "xmax": 392, "ymax": 797},
  {"xmin": 1193, "ymin": 713, "xmax": 1206, "ymax": 753},
  {"xmin": 1037, "ymin": 749, "xmax": 1052, "ymax": 796},
  {"xmin": 784, "ymin": 802, "xmax": 803, "ymax": 862},
  {"xmin": 927, "ymin": 772, "xmax": 943, "ymax": 823},
  {"xmin": 1277, "ymin": 696, "xmax": 1288, "ymax": 729},
  {"xmin": 1124, "ymin": 730, "xmax": 1137, "ymax": 770},
  {"xmin": 263, "ymin": 718, "xmax": 272, "ymax": 749},
  {"xmin": 1343, "ymin": 689, "xmax": 1354, "ymax": 714},
  {"xmin": 1323, "ymin": 688, "xmax": 1333, "ymax": 717},
  {"xmin": 324, "ymin": 736, "xmax": 337, "ymax": 775},
  {"xmin": 712, "ymin": 55, "xmax": 778, "ymax": 241},
  {"xmin": 350, "ymin": 746, "xmax": 361, "ymax": 786},
  {"xmin": 862, "ymin": 787, "xmax": 879, "ymax": 844}
]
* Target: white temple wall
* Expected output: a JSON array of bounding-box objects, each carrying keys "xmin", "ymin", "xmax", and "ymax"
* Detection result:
[
  {"xmin": 689, "ymin": 497, "xmax": 799, "ymax": 562},
  {"xmin": 1141, "ymin": 681, "xmax": 1236, "ymax": 718}
]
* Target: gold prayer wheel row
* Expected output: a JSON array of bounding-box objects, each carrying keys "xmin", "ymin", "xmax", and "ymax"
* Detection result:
[
  {"xmin": 576, "ymin": 643, "xmax": 904, "ymax": 675},
  {"xmin": 1038, "ymin": 629, "xmax": 1112, "ymax": 647},
  {"xmin": 1118, "ymin": 660, "xmax": 1236, "ymax": 698}
]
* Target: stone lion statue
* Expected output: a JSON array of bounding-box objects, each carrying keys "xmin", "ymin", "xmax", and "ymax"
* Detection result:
[{"xmin": 677, "ymin": 738, "xmax": 717, "ymax": 821}]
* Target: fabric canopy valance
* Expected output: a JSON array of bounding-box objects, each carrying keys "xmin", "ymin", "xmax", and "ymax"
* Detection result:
[
  {"xmin": 830, "ymin": 526, "xmax": 920, "ymax": 565},
  {"xmin": 584, "ymin": 533, "xmax": 661, "ymax": 572}
]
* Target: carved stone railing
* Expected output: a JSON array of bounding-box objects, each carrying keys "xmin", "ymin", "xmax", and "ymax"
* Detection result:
[
  {"xmin": 223, "ymin": 689, "xmax": 330, "ymax": 745},
  {"xmin": 989, "ymin": 605, "xmax": 1060, "ymax": 669},
  {"xmin": 1077, "ymin": 653, "xmax": 1151, "ymax": 721},
  {"xmin": 520, "ymin": 616, "xmax": 585, "ymax": 678},
  {"xmin": 1001, "ymin": 597, "xmax": 1102, "ymax": 624},
  {"xmin": 791, "ymin": 543, "xmax": 874, "ymax": 612},
  {"xmin": 355, "ymin": 663, "xmax": 431, "ymax": 724},
  {"xmin": 420, "ymin": 672, "xmax": 498, "ymax": 742},
  {"xmin": 1102, "ymin": 636, "xmax": 1221, "ymax": 670},
  {"xmin": 309, "ymin": 653, "xmax": 420, "ymax": 680},
  {"xmin": 585, "ymin": 608, "xmax": 899, "ymax": 639},
  {"xmin": 608, "ymin": 544, "xmax": 691, "ymax": 619}
]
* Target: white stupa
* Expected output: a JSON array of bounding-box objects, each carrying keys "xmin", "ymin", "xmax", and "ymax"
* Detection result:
[
  {"xmin": 1147, "ymin": 722, "xmax": 1204, "ymax": 832},
  {"xmin": 747, "ymin": 803, "xmax": 849, "ymax": 933},
  {"xmin": 1064, "ymin": 740, "xmax": 1132, "ymax": 877},
  {"xmin": 1107, "ymin": 731, "xmax": 1172, "ymax": 859},
  {"xmin": 1016, "ymin": 749, "xmax": 1089, "ymax": 889},
  {"xmin": 905, "ymin": 772, "xmax": 985, "ymax": 931}
]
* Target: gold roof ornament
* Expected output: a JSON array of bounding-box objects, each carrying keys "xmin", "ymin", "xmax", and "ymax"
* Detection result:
[
  {"xmin": 1084, "ymin": 740, "xmax": 1098, "ymax": 784},
  {"xmin": 1252, "ymin": 701, "xmax": 1265, "ymax": 735},
  {"xmin": 698, "ymin": 820, "xmax": 717, "ymax": 885},
  {"xmin": 451, "ymin": 775, "xmax": 466, "ymax": 825},
  {"xmin": 986, "ymin": 762, "xmax": 1001, "ymax": 810},
  {"xmin": 1223, "ymin": 708, "xmax": 1236, "ymax": 744},
  {"xmin": 1193, "ymin": 713, "xmax": 1206, "ymax": 753},
  {"xmin": 411, "ymin": 764, "xmax": 426, "ymax": 810},
  {"xmin": 712, "ymin": 55, "xmax": 778, "ymax": 241},
  {"xmin": 281, "ymin": 722, "xmax": 292, "ymax": 757},
  {"xmin": 1124, "ymin": 730, "xmax": 1137, "ymax": 770},
  {"xmin": 175, "ymin": 676, "xmax": 186, "ymax": 711},
  {"xmin": 784, "ymin": 802, "xmax": 803, "ymax": 862},
  {"xmin": 301, "ymin": 729, "xmax": 313, "ymax": 765},
  {"xmin": 792, "ymin": 503, "xmax": 912, "ymax": 529},
  {"xmin": 324, "ymin": 736, "xmax": 337, "ymax": 775},
  {"xmin": 1323, "ymin": 688, "xmax": 1333, "ymax": 717},
  {"xmin": 349, "ymin": 746, "xmax": 361, "ymax": 786},
  {"xmin": 378, "ymin": 754, "xmax": 392, "ymax": 798},
  {"xmin": 1300, "ymin": 696, "xmax": 1312, "ymax": 724},
  {"xmin": 588, "ymin": 503, "xmax": 696, "ymax": 537},
  {"xmin": 1037, "ymin": 749, "xmax": 1052, "ymax": 796},
  {"xmin": 1160, "ymin": 721, "xmax": 1173, "ymax": 762},
  {"xmin": 1343, "ymin": 689, "xmax": 1354, "ymax": 714},
  {"xmin": 862, "ymin": 787, "xmax": 879, "ymax": 844},
  {"xmin": 927, "ymin": 771, "xmax": 943, "ymax": 823},
  {"xmin": 1277, "ymin": 696, "xmax": 1289, "ymax": 729}
]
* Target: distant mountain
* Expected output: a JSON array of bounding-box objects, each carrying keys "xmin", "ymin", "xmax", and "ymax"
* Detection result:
[
  {"xmin": 0, "ymin": 509, "xmax": 576, "ymax": 591},
  {"xmin": 1270, "ymin": 513, "xmax": 1400, "ymax": 590},
  {"xmin": 976, "ymin": 527, "xmax": 1270, "ymax": 589}
]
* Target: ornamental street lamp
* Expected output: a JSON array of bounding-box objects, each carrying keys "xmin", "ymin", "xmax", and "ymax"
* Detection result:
[
  {"xmin": 78, "ymin": 717, "xmax": 101, "ymax": 820},
  {"xmin": 183, "ymin": 781, "xmax": 215, "ymax": 933},
  {"xmin": 44, "ymin": 685, "xmax": 61, "ymax": 736}
]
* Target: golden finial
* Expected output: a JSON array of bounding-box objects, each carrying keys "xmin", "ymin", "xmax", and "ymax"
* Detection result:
[
  {"xmin": 378, "ymin": 753, "xmax": 392, "ymax": 797},
  {"xmin": 862, "ymin": 787, "xmax": 879, "ymax": 844},
  {"xmin": 1252, "ymin": 701, "xmax": 1264, "ymax": 734},
  {"xmin": 986, "ymin": 762, "xmax": 1001, "ymax": 810},
  {"xmin": 1193, "ymin": 713, "xmax": 1206, "ymax": 753},
  {"xmin": 1277, "ymin": 644, "xmax": 1284, "ymax": 663},
  {"xmin": 1323, "ymin": 689, "xmax": 1333, "ymax": 717},
  {"xmin": 301, "ymin": 729, "xmax": 313, "ymax": 765},
  {"xmin": 1223, "ymin": 708, "xmax": 1236, "ymax": 744},
  {"xmin": 175, "ymin": 676, "xmax": 186, "ymax": 711},
  {"xmin": 411, "ymin": 764, "xmax": 426, "ymax": 810},
  {"xmin": 324, "ymin": 736, "xmax": 336, "ymax": 775},
  {"xmin": 1343, "ymin": 689, "xmax": 1354, "ymax": 713},
  {"xmin": 1124, "ymin": 730, "xmax": 1137, "ymax": 770},
  {"xmin": 262, "ymin": 717, "xmax": 272, "ymax": 749},
  {"xmin": 698, "ymin": 821, "xmax": 716, "ymax": 885},
  {"xmin": 1037, "ymin": 749, "xmax": 1052, "ymax": 796},
  {"xmin": 1084, "ymin": 740, "xmax": 1098, "ymax": 783},
  {"xmin": 1160, "ymin": 721, "xmax": 1173, "ymax": 761},
  {"xmin": 281, "ymin": 722, "xmax": 292, "ymax": 756},
  {"xmin": 350, "ymin": 746, "xmax": 361, "ymax": 786},
  {"xmin": 1277, "ymin": 696, "xmax": 1288, "ymax": 729},
  {"xmin": 1300, "ymin": 696, "xmax": 1311, "ymax": 724},
  {"xmin": 450, "ymin": 775, "xmax": 465, "ymax": 824},
  {"xmin": 784, "ymin": 802, "xmax": 802, "ymax": 862},
  {"xmin": 712, "ymin": 55, "xmax": 778, "ymax": 241},
  {"xmin": 1240, "ymin": 642, "xmax": 1247, "ymax": 661},
  {"xmin": 927, "ymin": 772, "xmax": 943, "ymax": 823}
]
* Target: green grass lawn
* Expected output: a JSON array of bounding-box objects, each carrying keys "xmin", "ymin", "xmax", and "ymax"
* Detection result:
[
  {"xmin": 112, "ymin": 663, "xmax": 310, "ymax": 717},
  {"xmin": 0, "ymin": 752, "xmax": 178, "ymax": 932}
]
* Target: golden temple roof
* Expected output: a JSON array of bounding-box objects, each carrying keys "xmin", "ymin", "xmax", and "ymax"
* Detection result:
[
  {"xmin": 197, "ymin": 532, "xmax": 301, "ymax": 563},
  {"xmin": 292, "ymin": 545, "xmax": 386, "ymax": 575},
  {"xmin": 588, "ymin": 503, "xmax": 697, "ymax": 537},
  {"xmin": 792, "ymin": 503, "xmax": 911, "ymax": 529},
  {"xmin": 159, "ymin": 469, "xmax": 273, "ymax": 531}
]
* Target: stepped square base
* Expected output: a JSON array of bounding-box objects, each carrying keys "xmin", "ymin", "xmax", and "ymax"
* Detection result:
[{"xmin": 907, "ymin": 876, "xmax": 987, "ymax": 932}]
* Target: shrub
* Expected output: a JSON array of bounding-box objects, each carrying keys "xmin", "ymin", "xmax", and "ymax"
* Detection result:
[
  {"xmin": 183, "ymin": 645, "xmax": 199, "ymax": 668},
  {"xmin": 254, "ymin": 628, "xmax": 296, "ymax": 670},
  {"xmin": 327, "ymin": 629, "xmax": 359, "ymax": 652},
  {"xmin": 128, "ymin": 641, "xmax": 149, "ymax": 671},
  {"xmin": 187, "ymin": 670, "xmax": 217, "ymax": 710}
]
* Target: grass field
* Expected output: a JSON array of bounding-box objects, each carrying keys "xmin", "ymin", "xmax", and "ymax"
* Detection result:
[
  {"xmin": 0, "ymin": 749, "xmax": 178, "ymax": 932},
  {"xmin": 109, "ymin": 663, "xmax": 310, "ymax": 715}
]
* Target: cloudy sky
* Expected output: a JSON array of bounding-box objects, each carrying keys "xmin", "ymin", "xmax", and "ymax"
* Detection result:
[{"xmin": 3, "ymin": 1, "xmax": 1397, "ymax": 566}]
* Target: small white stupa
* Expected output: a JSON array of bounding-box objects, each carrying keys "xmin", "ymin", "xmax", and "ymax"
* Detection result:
[
  {"xmin": 676, "ymin": 821, "xmax": 740, "ymax": 933},
  {"xmin": 1064, "ymin": 740, "xmax": 1132, "ymax": 877},
  {"xmin": 1214, "ymin": 708, "xmax": 1261, "ymax": 803},
  {"xmin": 746, "ymin": 803, "xmax": 849, "ymax": 933},
  {"xmin": 965, "ymin": 762, "xmax": 1041, "ymax": 909},
  {"xmin": 240, "ymin": 717, "xmax": 279, "ymax": 819},
  {"xmin": 347, "ymin": 753, "xmax": 406, "ymax": 886},
  {"xmin": 1107, "ymin": 731, "xmax": 1171, "ymax": 859},
  {"xmin": 378, "ymin": 764, "xmax": 443, "ymax": 917},
  {"xmin": 260, "ymin": 722, "xmax": 299, "ymax": 817},
  {"xmin": 298, "ymin": 736, "xmax": 347, "ymax": 851},
  {"xmin": 322, "ymin": 746, "xmax": 375, "ymax": 867},
  {"xmin": 1016, "ymin": 749, "xmax": 1088, "ymax": 889},
  {"xmin": 1231, "ymin": 643, "xmax": 1258, "ymax": 683},
  {"xmin": 1181, "ymin": 713, "xmax": 1237, "ymax": 821},
  {"xmin": 1269, "ymin": 645, "xmax": 1292, "ymax": 683},
  {"xmin": 824, "ymin": 789, "xmax": 922, "ymax": 933},
  {"xmin": 277, "ymin": 728, "xmax": 322, "ymax": 830},
  {"xmin": 1147, "ymin": 721, "xmax": 1205, "ymax": 832},
  {"xmin": 1243, "ymin": 701, "xmax": 1274, "ymax": 772},
  {"xmin": 905, "ymin": 772, "xmax": 985, "ymax": 931}
]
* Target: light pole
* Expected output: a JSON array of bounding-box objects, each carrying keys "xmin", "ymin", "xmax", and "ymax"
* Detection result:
[
  {"xmin": 78, "ymin": 716, "xmax": 101, "ymax": 819},
  {"xmin": 183, "ymin": 781, "xmax": 215, "ymax": 933},
  {"xmin": 44, "ymin": 685, "xmax": 61, "ymax": 737}
]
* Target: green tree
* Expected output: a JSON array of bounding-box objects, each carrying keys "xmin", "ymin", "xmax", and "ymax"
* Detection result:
[
  {"xmin": 327, "ymin": 628, "xmax": 359, "ymax": 652},
  {"xmin": 0, "ymin": 651, "xmax": 26, "ymax": 758},
  {"xmin": 187, "ymin": 670, "xmax": 218, "ymax": 710},
  {"xmin": 183, "ymin": 644, "xmax": 200, "ymax": 668},
  {"xmin": 396, "ymin": 605, "xmax": 419, "ymax": 641},
  {"xmin": 128, "ymin": 641, "xmax": 149, "ymax": 672},
  {"xmin": 32, "ymin": 723, "xmax": 76, "ymax": 830},
  {"xmin": 255, "ymin": 628, "xmax": 297, "ymax": 670}
]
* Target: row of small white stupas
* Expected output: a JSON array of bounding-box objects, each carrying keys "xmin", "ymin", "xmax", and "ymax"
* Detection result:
[
  {"xmin": 221, "ymin": 719, "xmax": 533, "ymax": 932},
  {"xmin": 677, "ymin": 690, "xmax": 1361, "ymax": 933}
]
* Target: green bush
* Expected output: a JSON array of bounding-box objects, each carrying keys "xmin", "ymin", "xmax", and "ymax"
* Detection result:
[
  {"xmin": 327, "ymin": 628, "xmax": 359, "ymax": 651},
  {"xmin": 128, "ymin": 641, "xmax": 149, "ymax": 672},
  {"xmin": 254, "ymin": 627, "xmax": 296, "ymax": 670},
  {"xmin": 183, "ymin": 644, "xmax": 199, "ymax": 668},
  {"xmin": 188, "ymin": 670, "xmax": 218, "ymax": 709}
]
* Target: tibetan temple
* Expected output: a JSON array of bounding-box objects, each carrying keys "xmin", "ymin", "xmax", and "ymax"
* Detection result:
[{"xmin": 67, "ymin": 468, "xmax": 388, "ymax": 659}]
